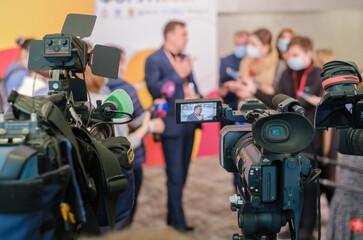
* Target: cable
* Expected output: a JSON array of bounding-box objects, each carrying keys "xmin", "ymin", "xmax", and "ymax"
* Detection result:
[
  {"xmin": 303, "ymin": 152, "xmax": 363, "ymax": 174},
  {"xmin": 311, "ymin": 143, "xmax": 321, "ymax": 240},
  {"xmin": 89, "ymin": 111, "xmax": 134, "ymax": 132}
]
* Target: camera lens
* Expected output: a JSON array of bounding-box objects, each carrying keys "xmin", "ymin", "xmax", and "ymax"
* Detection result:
[{"xmin": 233, "ymin": 132, "xmax": 261, "ymax": 184}]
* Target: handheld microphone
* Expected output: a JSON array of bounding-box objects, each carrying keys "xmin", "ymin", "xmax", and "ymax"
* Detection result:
[
  {"xmin": 154, "ymin": 100, "xmax": 168, "ymax": 118},
  {"xmin": 152, "ymin": 81, "xmax": 175, "ymax": 141},
  {"xmin": 272, "ymin": 94, "xmax": 306, "ymax": 115},
  {"xmin": 153, "ymin": 99, "xmax": 168, "ymax": 142},
  {"xmin": 160, "ymin": 81, "xmax": 176, "ymax": 99}
]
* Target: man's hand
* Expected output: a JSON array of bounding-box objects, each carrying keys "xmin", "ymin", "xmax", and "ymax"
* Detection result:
[
  {"xmin": 240, "ymin": 78, "xmax": 257, "ymax": 96},
  {"xmin": 132, "ymin": 81, "xmax": 146, "ymax": 91},
  {"xmin": 154, "ymin": 98, "xmax": 167, "ymax": 105},
  {"xmin": 223, "ymin": 78, "xmax": 257, "ymax": 100},
  {"xmin": 175, "ymin": 56, "xmax": 192, "ymax": 79},
  {"xmin": 150, "ymin": 118, "xmax": 165, "ymax": 134},
  {"xmin": 134, "ymin": 111, "xmax": 151, "ymax": 139}
]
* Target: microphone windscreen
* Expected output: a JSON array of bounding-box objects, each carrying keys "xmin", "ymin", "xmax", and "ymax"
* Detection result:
[
  {"xmin": 105, "ymin": 89, "xmax": 134, "ymax": 118},
  {"xmin": 161, "ymin": 81, "xmax": 176, "ymax": 98},
  {"xmin": 272, "ymin": 94, "xmax": 290, "ymax": 108}
]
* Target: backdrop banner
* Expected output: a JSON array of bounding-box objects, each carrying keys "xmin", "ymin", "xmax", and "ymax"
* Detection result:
[{"xmin": 89, "ymin": 0, "xmax": 218, "ymax": 96}]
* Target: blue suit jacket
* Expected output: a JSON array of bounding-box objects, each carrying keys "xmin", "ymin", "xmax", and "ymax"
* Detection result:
[
  {"xmin": 145, "ymin": 48, "xmax": 200, "ymax": 137},
  {"xmin": 219, "ymin": 54, "xmax": 242, "ymax": 110}
]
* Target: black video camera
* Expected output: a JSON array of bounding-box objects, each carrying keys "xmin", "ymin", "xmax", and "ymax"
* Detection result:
[
  {"xmin": 0, "ymin": 14, "xmax": 134, "ymax": 239},
  {"xmin": 315, "ymin": 60, "xmax": 363, "ymax": 155},
  {"xmin": 176, "ymin": 97, "xmax": 320, "ymax": 240}
]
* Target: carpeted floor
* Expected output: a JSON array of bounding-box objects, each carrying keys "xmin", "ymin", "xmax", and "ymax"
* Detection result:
[{"xmin": 129, "ymin": 156, "xmax": 329, "ymax": 240}]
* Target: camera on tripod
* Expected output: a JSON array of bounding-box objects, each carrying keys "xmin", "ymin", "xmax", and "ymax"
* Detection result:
[
  {"xmin": 315, "ymin": 60, "xmax": 363, "ymax": 155},
  {"xmin": 176, "ymin": 97, "xmax": 320, "ymax": 240},
  {"xmin": 0, "ymin": 14, "xmax": 135, "ymax": 239}
]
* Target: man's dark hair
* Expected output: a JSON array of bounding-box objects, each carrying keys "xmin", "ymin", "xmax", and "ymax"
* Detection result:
[
  {"xmin": 194, "ymin": 105, "xmax": 201, "ymax": 111},
  {"xmin": 163, "ymin": 21, "xmax": 186, "ymax": 40},
  {"xmin": 288, "ymin": 36, "xmax": 313, "ymax": 52}
]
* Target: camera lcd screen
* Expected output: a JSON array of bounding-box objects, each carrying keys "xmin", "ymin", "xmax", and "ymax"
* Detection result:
[{"xmin": 176, "ymin": 98, "xmax": 222, "ymax": 123}]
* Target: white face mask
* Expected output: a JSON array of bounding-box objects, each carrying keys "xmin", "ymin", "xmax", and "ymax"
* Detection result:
[
  {"xmin": 287, "ymin": 56, "xmax": 306, "ymax": 71},
  {"xmin": 247, "ymin": 44, "xmax": 262, "ymax": 59},
  {"xmin": 233, "ymin": 45, "xmax": 247, "ymax": 59},
  {"xmin": 277, "ymin": 37, "xmax": 291, "ymax": 53}
]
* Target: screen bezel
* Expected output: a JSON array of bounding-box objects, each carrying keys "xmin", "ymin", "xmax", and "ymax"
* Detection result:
[{"xmin": 175, "ymin": 98, "xmax": 222, "ymax": 124}]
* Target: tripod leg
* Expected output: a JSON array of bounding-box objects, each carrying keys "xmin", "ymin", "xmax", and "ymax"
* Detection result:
[{"xmin": 288, "ymin": 218, "xmax": 296, "ymax": 240}]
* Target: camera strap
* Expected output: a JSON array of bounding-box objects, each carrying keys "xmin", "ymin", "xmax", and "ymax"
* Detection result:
[
  {"xmin": 88, "ymin": 137, "xmax": 128, "ymax": 230},
  {"xmin": 292, "ymin": 64, "xmax": 313, "ymax": 98},
  {"xmin": 47, "ymin": 106, "xmax": 91, "ymax": 201},
  {"xmin": 46, "ymin": 106, "xmax": 106, "ymax": 234},
  {"xmin": 49, "ymin": 107, "xmax": 127, "ymax": 230}
]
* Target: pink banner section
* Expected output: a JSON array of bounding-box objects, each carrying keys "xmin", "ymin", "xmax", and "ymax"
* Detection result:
[
  {"xmin": 197, "ymin": 90, "xmax": 220, "ymax": 158},
  {"xmin": 0, "ymin": 47, "xmax": 19, "ymax": 78}
]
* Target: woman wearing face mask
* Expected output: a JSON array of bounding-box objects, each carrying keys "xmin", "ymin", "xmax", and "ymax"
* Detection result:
[
  {"xmin": 238, "ymin": 28, "xmax": 278, "ymax": 97},
  {"xmin": 273, "ymin": 29, "xmax": 295, "ymax": 89}
]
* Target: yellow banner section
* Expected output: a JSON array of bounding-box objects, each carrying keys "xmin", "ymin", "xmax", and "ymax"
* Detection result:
[{"xmin": 0, "ymin": 0, "xmax": 94, "ymax": 50}]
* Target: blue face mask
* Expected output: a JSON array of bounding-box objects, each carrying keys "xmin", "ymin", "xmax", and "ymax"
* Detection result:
[
  {"xmin": 234, "ymin": 45, "xmax": 247, "ymax": 59},
  {"xmin": 287, "ymin": 57, "xmax": 306, "ymax": 71},
  {"xmin": 247, "ymin": 44, "xmax": 261, "ymax": 59},
  {"xmin": 277, "ymin": 37, "xmax": 290, "ymax": 53}
]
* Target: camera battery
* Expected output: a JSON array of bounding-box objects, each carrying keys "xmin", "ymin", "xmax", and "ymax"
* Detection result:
[{"xmin": 262, "ymin": 166, "xmax": 277, "ymax": 202}]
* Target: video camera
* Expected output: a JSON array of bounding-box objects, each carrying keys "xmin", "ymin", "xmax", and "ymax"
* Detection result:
[
  {"xmin": 315, "ymin": 60, "xmax": 363, "ymax": 155},
  {"xmin": 176, "ymin": 97, "xmax": 320, "ymax": 240},
  {"xmin": 0, "ymin": 14, "xmax": 134, "ymax": 239}
]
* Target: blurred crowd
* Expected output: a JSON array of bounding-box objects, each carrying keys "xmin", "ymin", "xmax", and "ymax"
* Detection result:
[{"xmin": 218, "ymin": 28, "xmax": 362, "ymax": 240}]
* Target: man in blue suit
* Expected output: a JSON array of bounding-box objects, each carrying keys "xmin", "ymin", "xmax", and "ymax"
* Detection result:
[
  {"xmin": 186, "ymin": 105, "xmax": 204, "ymax": 121},
  {"xmin": 145, "ymin": 21, "xmax": 201, "ymax": 232}
]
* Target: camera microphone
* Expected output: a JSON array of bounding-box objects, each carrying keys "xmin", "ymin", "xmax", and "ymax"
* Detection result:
[
  {"xmin": 272, "ymin": 94, "xmax": 306, "ymax": 115},
  {"xmin": 97, "ymin": 89, "xmax": 134, "ymax": 120}
]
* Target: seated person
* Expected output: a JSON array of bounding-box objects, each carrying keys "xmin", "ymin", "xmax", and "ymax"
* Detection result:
[{"xmin": 4, "ymin": 37, "xmax": 33, "ymax": 96}]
